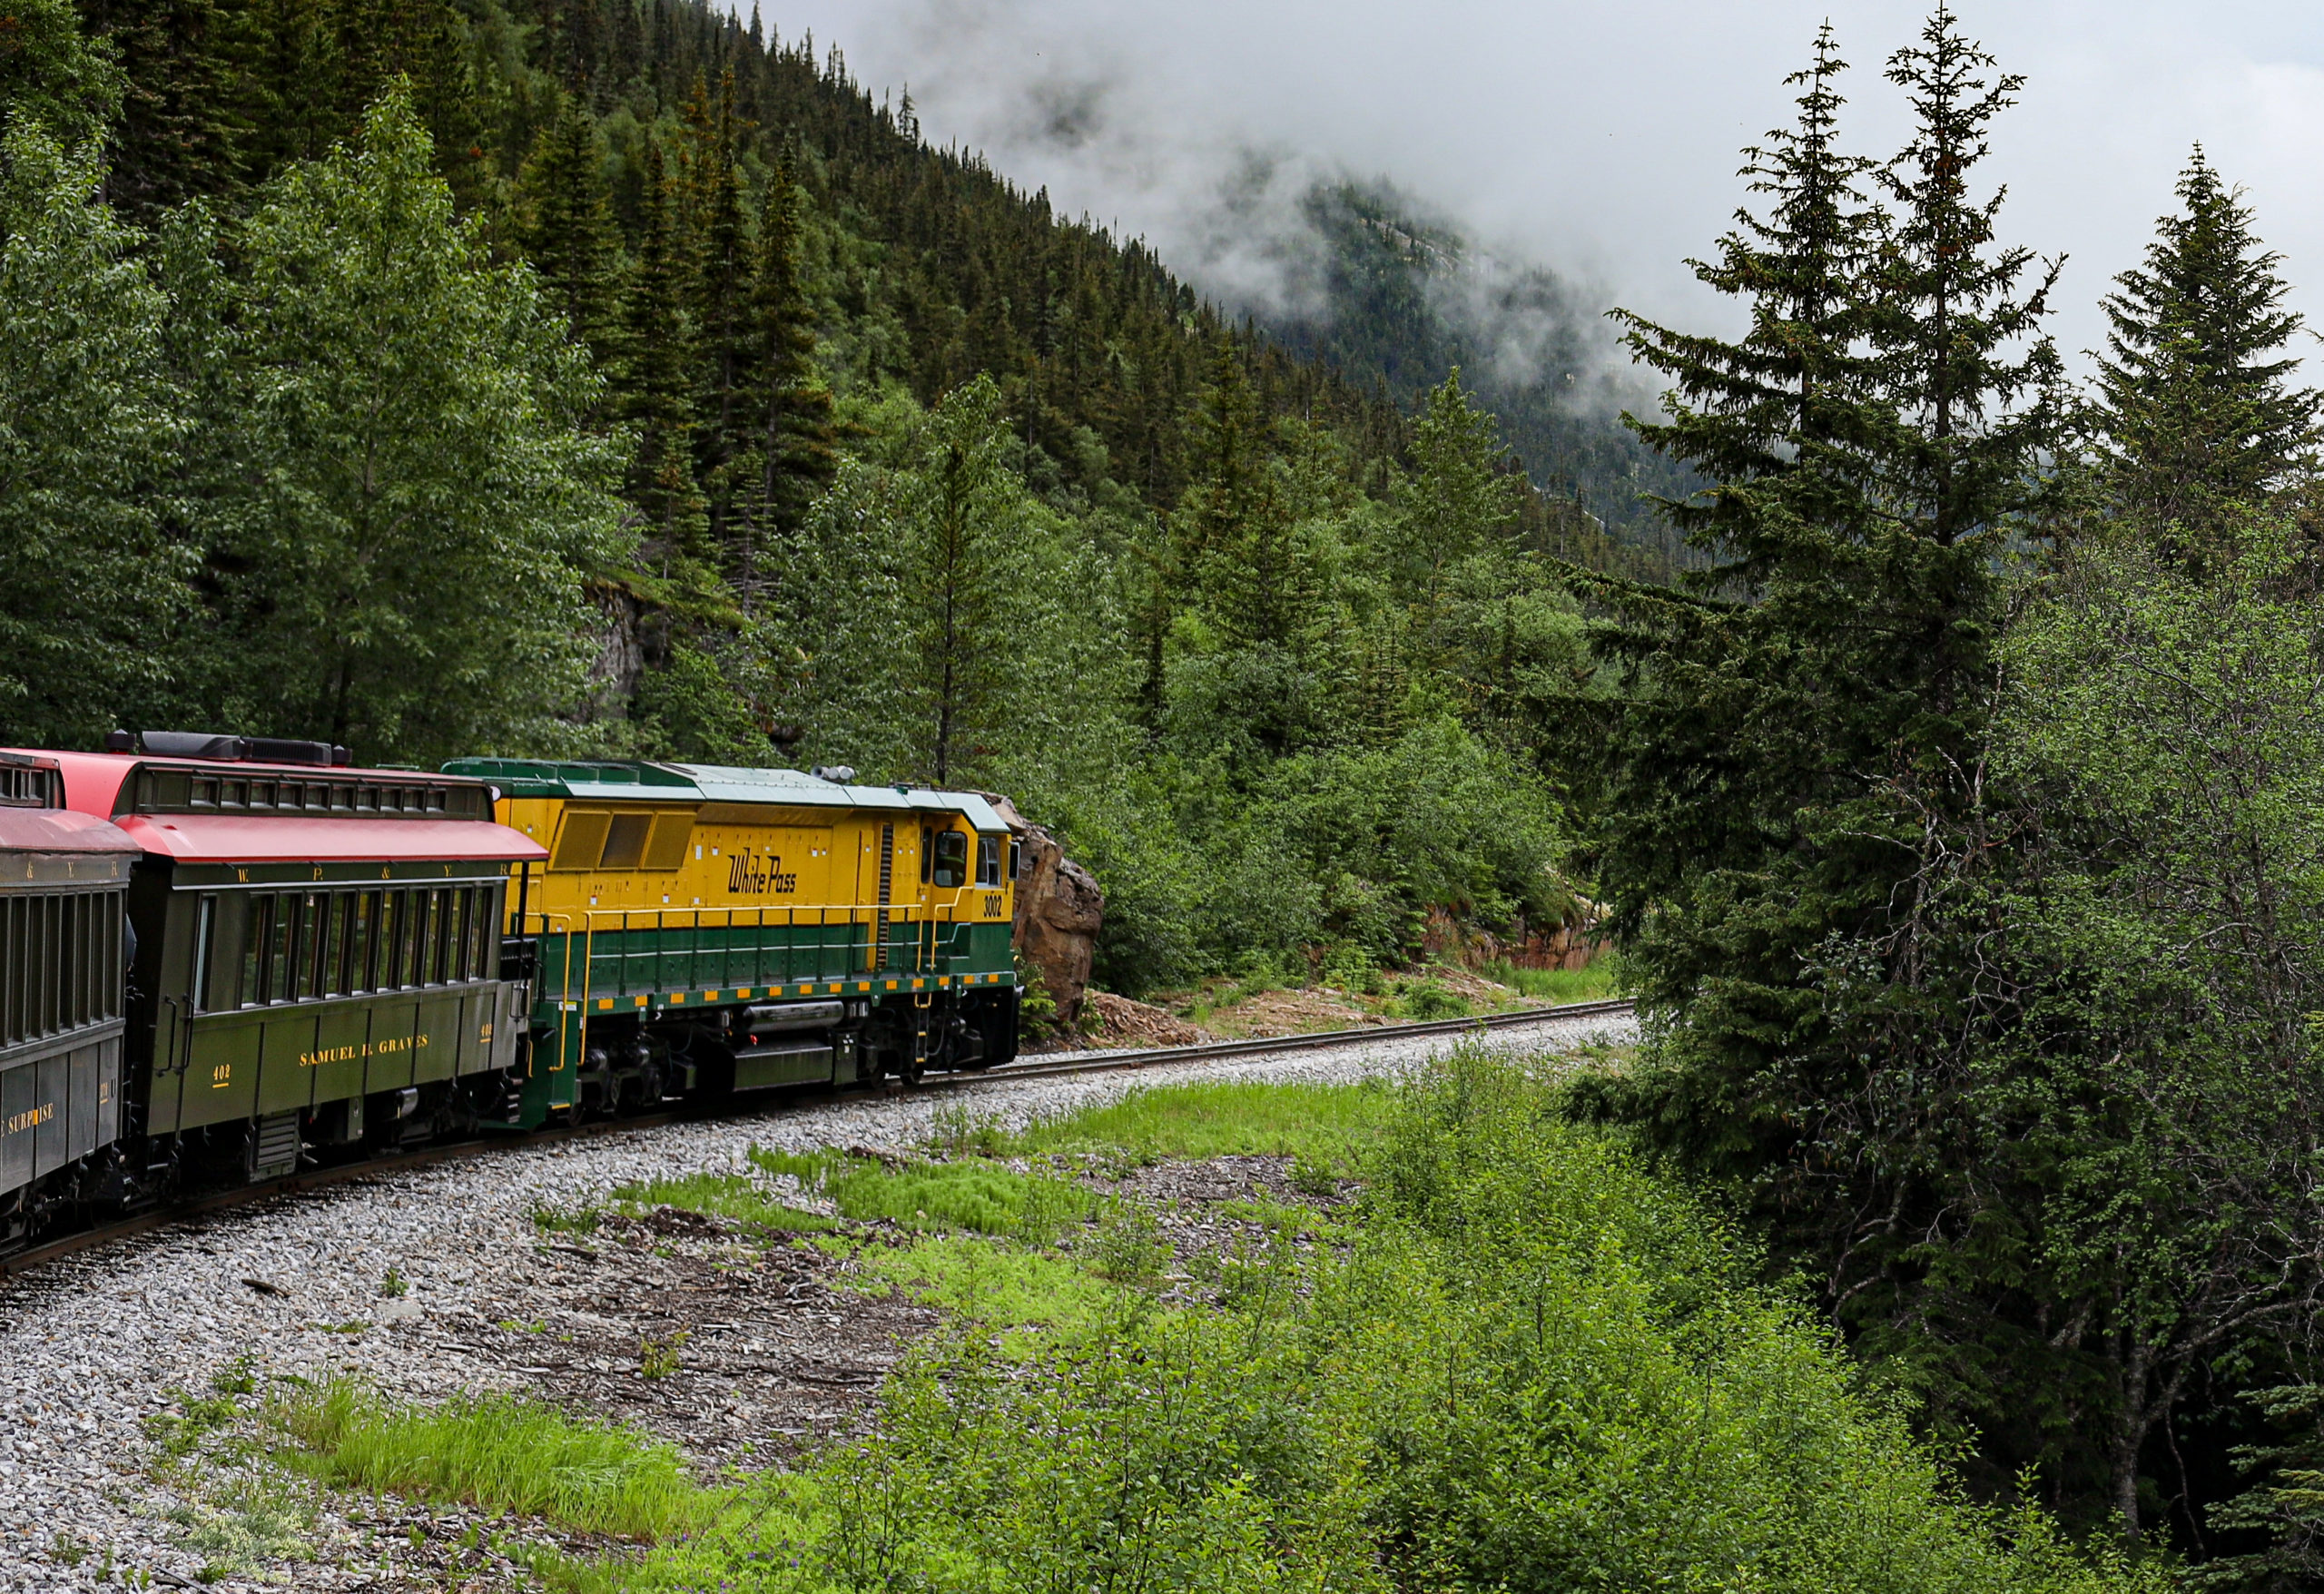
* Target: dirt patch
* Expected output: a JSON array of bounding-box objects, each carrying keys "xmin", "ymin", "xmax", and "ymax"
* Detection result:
[
  {"xmin": 1416, "ymin": 966, "xmax": 1529, "ymax": 1006},
  {"xmin": 1068, "ymin": 1155, "xmax": 1351, "ymax": 1307},
  {"xmin": 1081, "ymin": 991, "xmax": 1215, "ymax": 1048},
  {"xmin": 1195, "ymin": 987, "xmax": 1380, "ymax": 1039},
  {"xmin": 452, "ymin": 1210, "xmax": 940, "ymax": 1472}
]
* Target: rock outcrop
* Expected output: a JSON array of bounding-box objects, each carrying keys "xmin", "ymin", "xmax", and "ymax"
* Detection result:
[
  {"xmin": 1420, "ymin": 900, "xmax": 1609, "ymax": 972},
  {"xmin": 988, "ymin": 796, "xmax": 1104, "ymax": 1028}
]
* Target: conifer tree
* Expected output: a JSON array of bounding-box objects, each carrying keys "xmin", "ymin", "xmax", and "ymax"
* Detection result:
[
  {"xmin": 78, "ymin": 0, "xmax": 247, "ymax": 215},
  {"xmin": 516, "ymin": 91, "xmax": 619, "ymax": 360},
  {"xmin": 1613, "ymin": 21, "xmax": 1880, "ymax": 581},
  {"xmin": 1125, "ymin": 509, "xmax": 1177, "ymax": 733},
  {"xmin": 1588, "ymin": 24, "xmax": 1886, "ymax": 1020},
  {"xmin": 1394, "ymin": 368, "xmax": 1525, "ymax": 629},
  {"xmin": 733, "ymin": 153, "xmax": 835, "ymax": 590},
  {"xmin": 1183, "ymin": 341, "xmax": 1259, "ymax": 590},
  {"xmin": 1871, "ymin": 7, "xmax": 2064, "ymax": 559},
  {"xmin": 236, "ymin": 0, "xmax": 341, "ymax": 175},
  {"xmin": 904, "ymin": 375, "xmax": 1019, "ymax": 785},
  {"xmin": 618, "ymin": 135, "xmax": 705, "ymax": 570},
  {"xmin": 1579, "ymin": 12, "xmax": 2063, "ymax": 1215},
  {"xmin": 690, "ymin": 72, "xmax": 753, "ymax": 552},
  {"xmin": 2093, "ymin": 148, "xmax": 2319, "ymax": 553}
]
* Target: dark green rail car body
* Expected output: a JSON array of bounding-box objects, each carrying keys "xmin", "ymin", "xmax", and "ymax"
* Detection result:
[{"xmin": 44, "ymin": 747, "xmax": 544, "ymax": 1184}]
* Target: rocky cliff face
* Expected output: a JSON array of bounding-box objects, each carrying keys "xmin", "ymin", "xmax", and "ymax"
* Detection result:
[{"xmin": 988, "ymin": 796, "xmax": 1104, "ymax": 1028}]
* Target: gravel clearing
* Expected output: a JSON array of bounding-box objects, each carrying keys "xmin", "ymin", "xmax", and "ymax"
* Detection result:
[{"xmin": 0, "ymin": 1009, "xmax": 1632, "ymax": 1591}]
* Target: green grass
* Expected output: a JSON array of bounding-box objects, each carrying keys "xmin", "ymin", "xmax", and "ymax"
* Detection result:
[
  {"xmin": 529, "ymin": 1201, "xmax": 604, "ymax": 1235},
  {"xmin": 1007, "ymin": 1077, "xmax": 1398, "ymax": 1167},
  {"xmin": 746, "ymin": 1146, "xmax": 1094, "ymax": 1242},
  {"xmin": 853, "ymin": 1233, "xmax": 1125, "ymax": 1348},
  {"xmin": 283, "ymin": 1065, "xmax": 2171, "ymax": 1594},
  {"xmin": 610, "ymin": 1170, "xmax": 837, "ymax": 1232},
  {"xmin": 1475, "ymin": 955, "xmax": 1622, "ymax": 1004},
  {"xmin": 274, "ymin": 1380, "xmax": 714, "ymax": 1540}
]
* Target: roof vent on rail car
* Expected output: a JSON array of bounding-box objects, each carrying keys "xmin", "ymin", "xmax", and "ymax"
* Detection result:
[
  {"xmin": 0, "ymin": 751, "xmax": 58, "ymax": 808},
  {"xmin": 103, "ymin": 730, "xmax": 351, "ymax": 766}
]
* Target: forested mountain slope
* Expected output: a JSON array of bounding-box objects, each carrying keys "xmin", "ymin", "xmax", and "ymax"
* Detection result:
[
  {"xmin": 1260, "ymin": 181, "xmax": 1702, "ymax": 568},
  {"xmin": 76, "ymin": 0, "xmax": 1662, "ymax": 569},
  {"xmin": 7, "ymin": 0, "xmax": 1625, "ymax": 996}
]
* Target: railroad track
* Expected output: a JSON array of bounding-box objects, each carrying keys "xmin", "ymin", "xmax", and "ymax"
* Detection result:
[
  {"xmin": 977, "ymin": 995, "xmax": 1637, "ymax": 1082},
  {"xmin": 0, "ymin": 998, "xmax": 1635, "ymax": 1284}
]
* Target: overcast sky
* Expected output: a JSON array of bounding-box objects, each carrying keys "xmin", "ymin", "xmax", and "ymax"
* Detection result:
[{"xmin": 753, "ymin": 0, "xmax": 2324, "ymax": 381}]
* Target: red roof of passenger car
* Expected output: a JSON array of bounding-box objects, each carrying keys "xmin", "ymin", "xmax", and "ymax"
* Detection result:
[
  {"xmin": 9, "ymin": 750, "xmax": 547, "ymax": 867},
  {"xmin": 108, "ymin": 813, "xmax": 546, "ymax": 865},
  {"xmin": 0, "ymin": 805, "xmax": 140, "ymax": 855}
]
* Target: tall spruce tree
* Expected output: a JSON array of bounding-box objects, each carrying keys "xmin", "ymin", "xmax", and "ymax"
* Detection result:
[
  {"xmin": 690, "ymin": 72, "xmax": 753, "ymax": 556},
  {"xmin": 904, "ymin": 375, "xmax": 1020, "ymax": 785},
  {"xmin": 1577, "ymin": 12, "xmax": 2063, "ymax": 1224},
  {"xmin": 2093, "ymin": 148, "xmax": 2318, "ymax": 555},
  {"xmin": 1582, "ymin": 25, "xmax": 1888, "ymax": 1176},
  {"xmin": 733, "ymin": 153, "xmax": 835, "ymax": 595},
  {"xmin": 516, "ymin": 91, "xmax": 619, "ymax": 360},
  {"xmin": 77, "ymin": 0, "xmax": 247, "ymax": 215},
  {"xmin": 1183, "ymin": 341, "xmax": 1261, "ymax": 592},
  {"xmin": 617, "ymin": 134, "xmax": 705, "ymax": 571},
  {"xmin": 1393, "ymin": 368, "xmax": 1526, "ymax": 635}
]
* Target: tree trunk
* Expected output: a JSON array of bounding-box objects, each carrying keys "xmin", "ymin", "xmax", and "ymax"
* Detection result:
[{"xmin": 2111, "ymin": 1334, "xmax": 2152, "ymax": 1544}]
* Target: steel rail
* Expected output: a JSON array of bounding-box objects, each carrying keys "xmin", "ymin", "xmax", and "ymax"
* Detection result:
[
  {"xmin": 0, "ymin": 998, "xmax": 1635, "ymax": 1284},
  {"xmin": 968, "ymin": 995, "xmax": 1637, "ymax": 1083}
]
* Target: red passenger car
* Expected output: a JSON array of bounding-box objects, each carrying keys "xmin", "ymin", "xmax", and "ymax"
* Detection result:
[
  {"xmin": 0, "ymin": 753, "xmax": 140, "ymax": 1242},
  {"xmin": 20, "ymin": 733, "xmax": 546, "ymax": 1198}
]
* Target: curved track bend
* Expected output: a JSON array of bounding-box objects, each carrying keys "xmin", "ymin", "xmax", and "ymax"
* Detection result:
[{"xmin": 0, "ymin": 998, "xmax": 1636, "ymax": 1283}]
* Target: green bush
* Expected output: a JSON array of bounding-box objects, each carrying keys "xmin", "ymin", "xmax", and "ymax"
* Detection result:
[
  {"xmin": 1397, "ymin": 979, "xmax": 1469, "ymax": 1019},
  {"xmin": 560, "ymin": 1060, "xmax": 2167, "ymax": 1594}
]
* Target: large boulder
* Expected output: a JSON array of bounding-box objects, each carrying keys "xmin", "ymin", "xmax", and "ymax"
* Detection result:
[{"xmin": 988, "ymin": 796, "xmax": 1104, "ymax": 1027}]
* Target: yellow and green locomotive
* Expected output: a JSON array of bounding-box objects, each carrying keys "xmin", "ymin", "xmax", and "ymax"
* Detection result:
[{"xmin": 442, "ymin": 759, "xmax": 1022, "ymax": 1127}]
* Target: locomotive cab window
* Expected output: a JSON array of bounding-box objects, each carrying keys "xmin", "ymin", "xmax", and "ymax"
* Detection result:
[
  {"xmin": 932, "ymin": 830, "xmax": 969, "ymax": 889},
  {"xmin": 975, "ymin": 835, "xmax": 1003, "ymax": 888}
]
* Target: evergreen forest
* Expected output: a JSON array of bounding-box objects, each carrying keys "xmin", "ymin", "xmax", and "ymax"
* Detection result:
[
  {"xmin": 12, "ymin": 0, "xmax": 2324, "ymax": 1583},
  {"xmin": 5, "ymin": 0, "xmax": 1640, "ymax": 998}
]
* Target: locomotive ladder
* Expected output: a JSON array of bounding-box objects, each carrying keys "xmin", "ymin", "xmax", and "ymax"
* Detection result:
[{"xmin": 873, "ymin": 823, "xmax": 893, "ymax": 972}]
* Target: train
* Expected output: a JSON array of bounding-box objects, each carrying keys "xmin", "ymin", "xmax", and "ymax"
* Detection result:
[{"xmin": 0, "ymin": 732, "xmax": 1023, "ymax": 1248}]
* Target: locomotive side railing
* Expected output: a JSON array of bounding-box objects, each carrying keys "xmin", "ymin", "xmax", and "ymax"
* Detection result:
[{"xmin": 511, "ymin": 901, "xmax": 961, "ymax": 1009}]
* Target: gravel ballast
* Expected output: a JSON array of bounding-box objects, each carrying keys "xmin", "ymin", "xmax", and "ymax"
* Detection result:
[{"xmin": 0, "ymin": 1010, "xmax": 1632, "ymax": 1591}]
